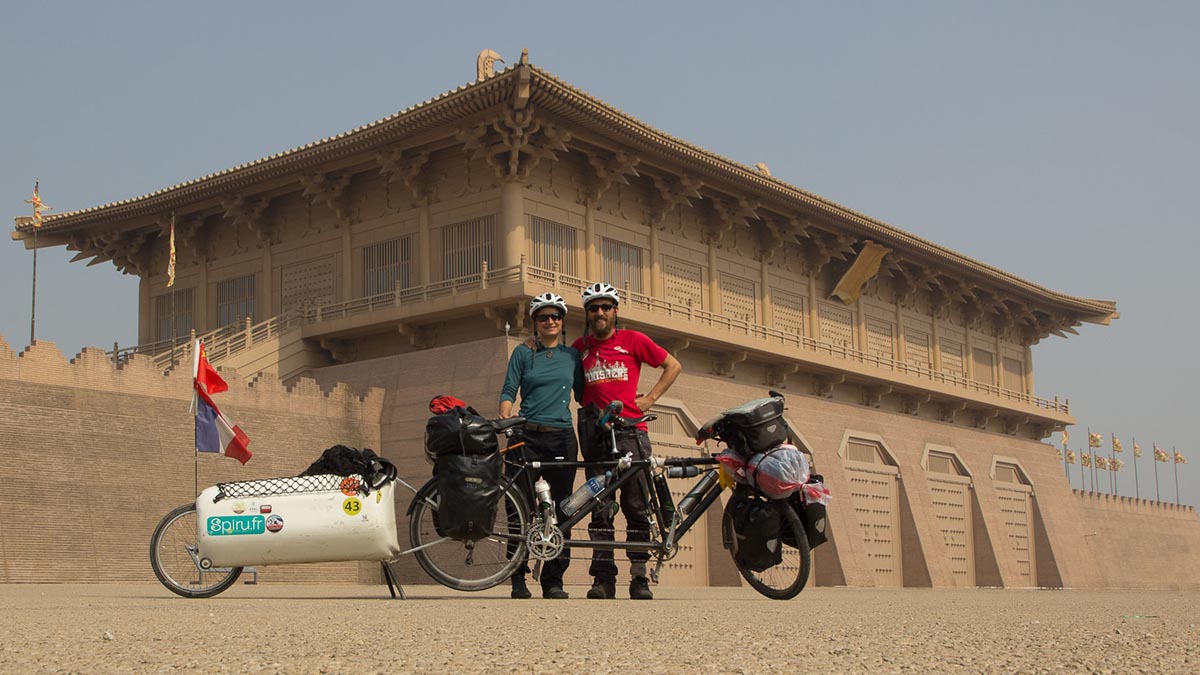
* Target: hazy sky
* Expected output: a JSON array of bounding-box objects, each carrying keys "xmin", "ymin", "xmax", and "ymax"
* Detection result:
[{"xmin": 2, "ymin": 2, "xmax": 1196, "ymax": 508}]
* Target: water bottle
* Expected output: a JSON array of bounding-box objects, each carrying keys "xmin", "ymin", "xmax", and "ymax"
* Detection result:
[
  {"xmin": 560, "ymin": 472, "xmax": 610, "ymax": 516},
  {"xmin": 667, "ymin": 466, "xmax": 701, "ymax": 479},
  {"xmin": 677, "ymin": 469, "xmax": 719, "ymax": 516},
  {"xmin": 652, "ymin": 473, "xmax": 676, "ymax": 522},
  {"xmin": 533, "ymin": 478, "xmax": 555, "ymax": 522}
]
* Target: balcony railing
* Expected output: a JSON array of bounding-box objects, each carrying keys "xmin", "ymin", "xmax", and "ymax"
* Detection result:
[{"xmin": 109, "ymin": 261, "xmax": 1068, "ymax": 415}]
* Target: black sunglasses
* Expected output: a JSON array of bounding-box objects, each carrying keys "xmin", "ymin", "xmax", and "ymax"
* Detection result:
[
  {"xmin": 586, "ymin": 304, "xmax": 616, "ymax": 313},
  {"xmin": 534, "ymin": 313, "xmax": 564, "ymax": 323}
]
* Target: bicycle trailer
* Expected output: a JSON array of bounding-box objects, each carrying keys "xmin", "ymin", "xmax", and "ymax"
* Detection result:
[{"xmin": 195, "ymin": 474, "xmax": 400, "ymax": 568}]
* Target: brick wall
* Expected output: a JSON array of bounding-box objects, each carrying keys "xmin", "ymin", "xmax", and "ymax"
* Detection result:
[
  {"xmin": 0, "ymin": 336, "xmax": 383, "ymax": 584},
  {"xmin": 1071, "ymin": 491, "xmax": 1200, "ymax": 589}
]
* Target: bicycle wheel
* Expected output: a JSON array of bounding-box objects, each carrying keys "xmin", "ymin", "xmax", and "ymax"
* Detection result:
[
  {"xmin": 408, "ymin": 479, "xmax": 529, "ymax": 591},
  {"xmin": 150, "ymin": 503, "xmax": 243, "ymax": 599},
  {"xmin": 724, "ymin": 499, "xmax": 811, "ymax": 600}
]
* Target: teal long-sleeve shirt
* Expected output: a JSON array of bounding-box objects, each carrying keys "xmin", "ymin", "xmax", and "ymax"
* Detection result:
[{"xmin": 499, "ymin": 343, "xmax": 585, "ymax": 429}]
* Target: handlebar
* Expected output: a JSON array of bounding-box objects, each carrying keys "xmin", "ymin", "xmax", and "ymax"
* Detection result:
[{"xmin": 597, "ymin": 400, "xmax": 623, "ymax": 429}]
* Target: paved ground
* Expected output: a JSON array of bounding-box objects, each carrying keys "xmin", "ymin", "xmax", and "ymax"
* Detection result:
[{"xmin": 1, "ymin": 583, "xmax": 1197, "ymax": 674}]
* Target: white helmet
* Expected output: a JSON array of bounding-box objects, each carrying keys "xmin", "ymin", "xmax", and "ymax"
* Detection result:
[
  {"xmin": 528, "ymin": 292, "xmax": 568, "ymax": 318},
  {"xmin": 581, "ymin": 282, "xmax": 620, "ymax": 307}
]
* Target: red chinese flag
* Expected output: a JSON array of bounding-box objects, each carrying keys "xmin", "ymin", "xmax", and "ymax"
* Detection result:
[{"xmin": 193, "ymin": 340, "xmax": 228, "ymax": 395}]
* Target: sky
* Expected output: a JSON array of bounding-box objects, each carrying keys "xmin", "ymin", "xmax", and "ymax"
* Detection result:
[{"xmin": 2, "ymin": 2, "xmax": 1196, "ymax": 508}]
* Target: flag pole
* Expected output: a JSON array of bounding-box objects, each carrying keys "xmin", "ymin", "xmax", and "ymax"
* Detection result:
[
  {"xmin": 1174, "ymin": 447, "xmax": 1181, "ymax": 507},
  {"xmin": 1109, "ymin": 432, "xmax": 1116, "ymax": 495},
  {"xmin": 1133, "ymin": 437, "xmax": 1140, "ymax": 499},
  {"xmin": 1083, "ymin": 449, "xmax": 1090, "ymax": 493},
  {"xmin": 1154, "ymin": 444, "xmax": 1161, "ymax": 502},
  {"xmin": 30, "ymin": 226, "xmax": 38, "ymax": 345}
]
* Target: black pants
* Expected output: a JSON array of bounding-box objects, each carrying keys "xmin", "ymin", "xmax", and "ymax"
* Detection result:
[
  {"xmin": 505, "ymin": 426, "xmax": 578, "ymax": 589},
  {"xmin": 578, "ymin": 407, "xmax": 653, "ymax": 582}
]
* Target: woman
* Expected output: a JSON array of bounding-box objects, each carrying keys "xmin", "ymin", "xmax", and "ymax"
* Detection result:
[{"xmin": 498, "ymin": 292, "xmax": 584, "ymax": 599}]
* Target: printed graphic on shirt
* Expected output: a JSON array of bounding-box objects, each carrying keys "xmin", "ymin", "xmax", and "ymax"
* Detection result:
[{"xmin": 584, "ymin": 358, "xmax": 629, "ymax": 385}]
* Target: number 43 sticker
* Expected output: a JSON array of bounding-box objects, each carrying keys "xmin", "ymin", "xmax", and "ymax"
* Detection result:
[{"xmin": 342, "ymin": 497, "xmax": 362, "ymax": 516}]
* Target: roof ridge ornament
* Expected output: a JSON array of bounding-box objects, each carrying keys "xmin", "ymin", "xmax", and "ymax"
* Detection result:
[{"xmin": 476, "ymin": 49, "xmax": 504, "ymax": 82}]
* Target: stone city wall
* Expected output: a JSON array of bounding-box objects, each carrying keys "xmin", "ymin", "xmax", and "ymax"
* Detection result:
[
  {"xmin": 1070, "ymin": 490, "xmax": 1199, "ymax": 590},
  {"xmin": 0, "ymin": 336, "xmax": 383, "ymax": 584}
]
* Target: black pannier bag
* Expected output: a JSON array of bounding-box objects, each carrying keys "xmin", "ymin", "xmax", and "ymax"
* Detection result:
[
  {"xmin": 425, "ymin": 406, "xmax": 499, "ymax": 460},
  {"xmin": 435, "ymin": 452, "xmax": 503, "ymax": 541},
  {"xmin": 720, "ymin": 397, "xmax": 788, "ymax": 455},
  {"xmin": 725, "ymin": 493, "xmax": 784, "ymax": 572},
  {"xmin": 781, "ymin": 496, "xmax": 829, "ymax": 550}
]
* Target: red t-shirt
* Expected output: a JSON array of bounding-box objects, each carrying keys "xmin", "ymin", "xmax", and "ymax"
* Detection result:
[{"xmin": 572, "ymin": 329, "xmax": 669, "ymax": 429}]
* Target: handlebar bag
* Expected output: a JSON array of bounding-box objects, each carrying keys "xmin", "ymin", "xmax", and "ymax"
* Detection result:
[
  {"xmin": 434, "ymin": 452, "xmax": 503, "ymax": 541},
  {"xmin": 425, "ymin": 405, "xmax": 499, "ymax": 460},
  {"xmin": 725, "ymin": 493, "xmax": 784, "ymax": 572},
  {"xmin": 718, "ymin": 397, "xmax": 788, "ymax": 455}
]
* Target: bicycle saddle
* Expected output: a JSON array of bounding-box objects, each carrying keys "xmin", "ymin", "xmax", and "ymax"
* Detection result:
[{"xmin": 492, "ymin": 416, "xmax": 527, "ymax": 431}]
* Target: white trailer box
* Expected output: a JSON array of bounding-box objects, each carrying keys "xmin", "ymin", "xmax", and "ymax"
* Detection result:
[{"xmin": 195, "ymin": 474, "xmax": 400, "ymax": 568}]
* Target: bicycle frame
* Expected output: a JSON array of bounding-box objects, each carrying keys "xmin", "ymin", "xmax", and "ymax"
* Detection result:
[{"xmin": 500, "ymin": 450, "xmax": 723, "ymax": 558}]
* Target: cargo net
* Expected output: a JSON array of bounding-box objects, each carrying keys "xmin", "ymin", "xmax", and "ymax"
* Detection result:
[{"xmin": 215, "ymin": 473, "xmax": 365, "ymax": 500}]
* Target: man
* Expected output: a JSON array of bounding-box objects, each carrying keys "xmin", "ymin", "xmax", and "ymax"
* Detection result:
[{"xmin": 571, "ymin": 282, "xmax": 682, "ymax": 600}]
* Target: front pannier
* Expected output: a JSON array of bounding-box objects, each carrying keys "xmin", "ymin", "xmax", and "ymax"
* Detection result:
[
  {"xmin": 435, "ymin": 452, "xmax": 503, "ymax": 541},
  {"xmin": 720, "ymin": 397, "xmax": 788, "ymax": 454},
  {"xmin": 424, "ymin": 406, "xmax": 499, "ymax": 461},
  {"xmin": 725, "ymin": 493, "xmax": 784, "ymax": 572}
]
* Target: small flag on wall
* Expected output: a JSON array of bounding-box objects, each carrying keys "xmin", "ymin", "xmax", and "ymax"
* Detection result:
[
  {"xmin": 1066, "ymin": 450, "xmax": 1076, "ymax": 464},
  {"xmin": 1089, "ymin": 432, "xmax": 1103, "ymax": 448},
  {"xmin": 1133, "ymin": 442, "xmax": 1143, "ymax": 458},
  {"xmin": 1112, "ymin": 436, "xmax": 1123, "ymax": 453},
  {"xmin": 1154, "ymin": 445, "xmax": 1169, "ymax": 462},
  {"xmin": 1175, "ymin": 450, "xmax": 1188, "ymax": 465}
]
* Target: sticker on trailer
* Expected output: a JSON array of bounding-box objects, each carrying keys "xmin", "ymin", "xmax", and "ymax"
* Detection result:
[
  {"xmin": 265, "ymin": 515, "xmax": 284, "ymax": 533},
  {"xmin": 208, "ymin": 516, "xmax": 265, "ymax": 536},
  {"xmin": 340, "ymin": 477, "xmax": 361, "ymax": 496},
  {"xmin": 342, "ymin": 498, "xmax": 362, "ymax": 516}
]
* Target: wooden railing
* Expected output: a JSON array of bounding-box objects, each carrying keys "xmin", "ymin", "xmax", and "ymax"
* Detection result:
[{"xmin": 109, "ymin": 260, "xmax": 1069, "ymax": 414}]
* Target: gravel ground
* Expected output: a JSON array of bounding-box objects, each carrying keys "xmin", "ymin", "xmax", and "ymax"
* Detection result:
[{"xmin": 1, "ymin": 583, "xmax": 1197, "ymax": 674}]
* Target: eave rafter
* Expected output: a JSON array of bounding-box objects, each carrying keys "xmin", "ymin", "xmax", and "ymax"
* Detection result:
[
  {"xmin": 578, "ymin": 148, "xmax": 640, "ymax": 206},
  {"xmin": 377, "ymin": 147, "xmax": 432, "ymax": 205},
  {"xmin": 300, "ymin": 171, "xmax": 352, "ymax": 228},
  {"xmin": 456, "ymin": 105, "xmax": 572, "ymax": 182},
  {"xmin": 222, "ymin": 193, "xmax": 273, "ymax": 246}
]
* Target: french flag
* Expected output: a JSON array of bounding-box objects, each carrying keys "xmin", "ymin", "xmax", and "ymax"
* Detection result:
[{"xmin": 193, "ymin": 340, "xmax": 251, "ymax": 464}]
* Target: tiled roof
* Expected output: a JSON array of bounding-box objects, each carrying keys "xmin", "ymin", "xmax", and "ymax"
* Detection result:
[{"xmin": 15, "ymin": 62, "xmax": 1115, "ymax": 318}]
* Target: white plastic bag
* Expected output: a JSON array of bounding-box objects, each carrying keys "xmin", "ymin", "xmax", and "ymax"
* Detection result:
[{"xmin": 745, "ymin": 444, "xmax": 810, "ymax": 499}]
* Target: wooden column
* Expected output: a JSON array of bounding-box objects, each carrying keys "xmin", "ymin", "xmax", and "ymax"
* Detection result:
[
  {"xmin": 808, "ymin": 274, "xmax": 820, "ymax": 341},
  {"xmin": 707, "ymin": 241, "xmax": 719, "ymax": 312},
  {"xmin": 341, "ymin": 227, "xmax": 353, "ymax": 301},
  {"xmin": 649, "ymin": 225, "xmax": 663, "ymax": 298},
  {"xmin": 500, "ymin": 181, "xmax": 525, "ymax": 269},
  {"xmin": 138, "ymin": 275, "xmax": 151, "ymax": 343},
  {"xmin": 760, "ymin": 257, "xmax": 772, "ymax": 327},
  {"xmin": 895, "ymin": 304, "xmax": 907, "ymax": 364},
  {"xmin": 584, "ymin": 206, "xmax": 597, "ymax": 281},
  {"xmin": 855, "ymin": 297, "xmax": 867, "ymax": 352},
  {"xmin": 418, "ymin": 202, "xmax": 431, "ymax": 286},
  {"xmin": 261, "ymin": 246, "xmax": 273, "ymax": 318},
  {"xmin": 1024, "ymin": 344, "xmax": 1035, "ymax": 394},
  {"xmin": 931, "ymin": 319, "xmax": 942, "ymax": 373},
  {"xmin": 196, "ymin": 261, "xmax": 209, "ymax": 331}
]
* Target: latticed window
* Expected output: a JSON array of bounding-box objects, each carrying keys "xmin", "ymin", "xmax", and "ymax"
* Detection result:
[
  {"xmin": 847, "ymin": 439, "xmax": 889, "ymax": 465},
  {"xmin": 994, "ymin": 463, "xmax": 1024, "ymax": 484},
  {"xmin": 866, "ymin": 318, "xmax": 895, "ymax": 359},
  {"xmin": 281, "ymin": 256, "xmax": 337, "ymax": 314},
  {"xmin": 973, "ymin": 348, "xmax": 996, "ymax": 385},
  {"xmin": 905, "ymin": 328, "xmax": 931, "ymax": 368},
  {"xmin": 940, "ymin": 338, "xmax": 966, "ymax": 377},
  {"xmin": 528, "ymin": 216, "xmax": 577, "ymax": 275},
  {"xmin": 720, "ymin": 275, "xmax": 756, "ymax": 322},
  {"xmin": 1002, "ymin": 356, "xmax": 1025, "ymax": 392},
  {"xmin": 772, "ymin": 288, "xmax": 806, "ymax": 336},
  {"xmin": 215, "ymin": 274, "xmax": 256, "ymax": 327},
  {"xmin": 818, "ymin": 302, "xmax": 855, "ymax": 348},
  {"xmin": 442, "ymin": 216, "xmax": 495, "ymax": 279},
  {"xmin": 363, "ymin": 236, "xmax": 413, "ymax": 296},
  {"xmin": 155, "ymin": 289, "xmax": 193, "ymax": 341},
  {"xmin": 601, "ymin": 237, "xmax": 643, "ymax": 294},
  {"xmin": 664, "ymin": 256, "xmax": 703, "ymax": 308},
  {"xmin": 928, "ymin": 451, "xmax": 966, "ymax": 475}
]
